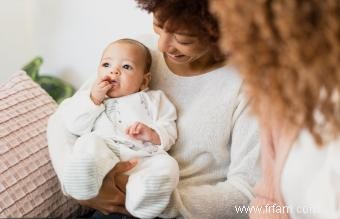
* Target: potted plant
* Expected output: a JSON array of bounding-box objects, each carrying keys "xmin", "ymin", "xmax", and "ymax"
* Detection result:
[{"xmin": 22, "ymin": 57, "xmax": 75, "ymax": 104}]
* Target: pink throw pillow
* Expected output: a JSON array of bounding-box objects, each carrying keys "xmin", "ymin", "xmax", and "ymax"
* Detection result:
[{"xmin": 0, "ymin": 71, "xmax": 87, "ymax": 218}]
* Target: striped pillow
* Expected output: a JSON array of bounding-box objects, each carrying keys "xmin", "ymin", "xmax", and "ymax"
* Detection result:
[{"xmin": 0, "ymin": 71, "xmax": 86, "ymax": 218}]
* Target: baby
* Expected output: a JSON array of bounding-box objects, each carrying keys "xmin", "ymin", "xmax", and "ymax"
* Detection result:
[{"xmin": 59, "ymin": 39, "xmax": 179, "ymax": 218}]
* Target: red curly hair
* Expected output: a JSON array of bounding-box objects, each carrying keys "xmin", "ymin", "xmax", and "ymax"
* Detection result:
[
  {"xmin": 135, "ymin": 0, "xmax": 225, "ymax": 62},
  {"xmin": 211, "ymin": 0, "xmax": 340, "ymax": 145}
]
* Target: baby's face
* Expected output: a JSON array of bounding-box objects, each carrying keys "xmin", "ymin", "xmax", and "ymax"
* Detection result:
[{"xmin": 98, "ymin": 42, "xmax": 148, "ymax": 98}]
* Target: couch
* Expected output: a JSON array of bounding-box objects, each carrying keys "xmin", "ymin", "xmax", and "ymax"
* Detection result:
[{"xmin": 0, "ymin": 71, "xmax": 90, "ymax": 218}]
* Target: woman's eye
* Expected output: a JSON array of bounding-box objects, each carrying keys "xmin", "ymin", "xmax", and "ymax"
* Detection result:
[
  {"xmin": 102, "ymin": 63, "xmax": 110, "ymax": 68},
  {"xmin": 175, "ymin": 38, "xmax": 194, "ymax": 45},
  {"xmin": 177, "ymin": 41, "xmax": 193, "ymax": 45},
  {"xmin": 122, "ymin": 64, "xmax": 132, "ymax": 70},
  {"xmin": 174, "ymin": 35, "xmax": 195, "ymax": 45}
]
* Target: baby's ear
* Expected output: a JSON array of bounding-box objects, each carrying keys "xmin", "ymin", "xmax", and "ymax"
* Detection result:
[{"xmin": 140, "ymin": 72, "xmax": 151, "ymax": 90}]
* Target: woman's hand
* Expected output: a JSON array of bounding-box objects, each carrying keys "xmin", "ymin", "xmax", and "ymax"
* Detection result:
[{"xmin": 77, "ymin": 160, "xmax": 138, "ymax": 215}]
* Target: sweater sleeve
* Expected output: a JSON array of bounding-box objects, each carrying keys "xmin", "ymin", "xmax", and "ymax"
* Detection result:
[
  {"xmin": 228, "ymin": 91, "xmax": 261, "ymax": 200},
  {"xmin": 147, "ymin": 90, "xmax": 177, "ymax": 151},
  {"xmin": 161, "ymin": 182, "xmax": 252, "ymax": 219},
  {"xmin": 161, "ymin": 90, "xmax": 261, "ymax": 219}
]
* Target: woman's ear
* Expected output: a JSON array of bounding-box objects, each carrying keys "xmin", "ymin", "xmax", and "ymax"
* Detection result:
[{"xmin": 140, "ymin": 72, "xmax": 151, "ymax": 90}]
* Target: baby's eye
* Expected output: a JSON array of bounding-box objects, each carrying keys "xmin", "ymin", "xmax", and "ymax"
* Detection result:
[
  {"xmin": 102, "ymin": 62, "xmax": 110, "ymax": 68},
  {"xmin": 122, "ymin": 64, "xmax": 132, "ymax": 70}
]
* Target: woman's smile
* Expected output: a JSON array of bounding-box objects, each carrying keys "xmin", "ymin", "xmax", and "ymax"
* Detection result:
[{"xmin": 166, "ymin": 52, "xmax": 191, "ymax": 63}]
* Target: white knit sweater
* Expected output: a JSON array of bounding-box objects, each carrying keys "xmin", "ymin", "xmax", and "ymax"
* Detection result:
[
  {"xmin": 47, "ymin": 36, "xmax": 261, "ymax": 219},
  {"xmin": 148, "ymin": 49, "xmax": 261, "ymax": 219}
]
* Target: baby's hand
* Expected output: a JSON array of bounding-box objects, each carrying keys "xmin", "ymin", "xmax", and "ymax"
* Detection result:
[
  {"xmin": 126, "ymin": 122, "xmax": 161, "ymax": 145},
  {"xmin": 90, "ymin": 75, "xmax": 113, "ymax": 105}
]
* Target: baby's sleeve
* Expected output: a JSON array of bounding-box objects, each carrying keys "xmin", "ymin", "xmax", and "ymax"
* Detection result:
[
  {"xmin": 147, "ymin": 90, "xmax": 177, "ymax": 151},
  {"xmin": 59, "ymin": 90, "xmax": 105, "ymax": 136}
]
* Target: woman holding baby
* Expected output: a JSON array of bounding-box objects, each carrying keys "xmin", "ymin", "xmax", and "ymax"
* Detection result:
[{"xmin": 48, "ymin": 0, "xmax": 261, "ymax": 218}]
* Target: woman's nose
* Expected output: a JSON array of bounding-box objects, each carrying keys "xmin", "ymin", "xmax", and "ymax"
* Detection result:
[{"xmin": 158, "ymin": 31, "xmax": 174, "ymax": 53}]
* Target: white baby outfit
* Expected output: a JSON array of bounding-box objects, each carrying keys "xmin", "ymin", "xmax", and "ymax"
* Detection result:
[
  {"xmin": 48, "ymin": 34, "xmax": 261, "ymax": 219},
  {"xmin": 59, "ymin": 88, "xmax": 179, "ymax": 219}
]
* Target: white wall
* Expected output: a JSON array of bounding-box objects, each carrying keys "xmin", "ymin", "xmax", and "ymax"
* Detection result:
[
  {"xmin": 0, "ymin": 1, "xmax": 36, "ymax": 82},
  {"xmin": 0, "ymin": 0, "xmax": 153, "ymax": 88}
]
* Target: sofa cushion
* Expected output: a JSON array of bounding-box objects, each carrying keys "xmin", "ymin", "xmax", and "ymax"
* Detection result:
[{"xmin": 0, "ymin": 71, "xmax": 87, "ymax": 218}]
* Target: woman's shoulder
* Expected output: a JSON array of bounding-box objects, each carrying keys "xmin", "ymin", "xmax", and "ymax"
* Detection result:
[
  {"xmin": 207, "ymin": 65, "xmax": 244, "ymax": 94},
  {"xmin": 213, "ymin": 65, "xmax": 242, "ymax": 81}
]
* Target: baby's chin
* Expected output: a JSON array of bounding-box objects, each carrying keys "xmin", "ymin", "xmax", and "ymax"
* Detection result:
[
  {"xmin": 106, "ymin": 93, "xmax": 123, "ymax": 98},
  {"xmin": 106, "ymin": 89, "xmax": 136, "ymax": 98},
  {"xmin": 106, "ymin": 89, "xmax": 122, "ymax": 98}
]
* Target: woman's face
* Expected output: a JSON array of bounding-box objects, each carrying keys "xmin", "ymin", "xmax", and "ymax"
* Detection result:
[{"xmin": 153, "ymin": 15, "xmax": 210, "ymax": 65}]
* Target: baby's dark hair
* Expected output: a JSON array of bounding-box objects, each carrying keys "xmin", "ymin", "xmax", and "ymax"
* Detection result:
[{"xmin": 114, "ymin": 38, "xmax": 152, "ymax": 73}]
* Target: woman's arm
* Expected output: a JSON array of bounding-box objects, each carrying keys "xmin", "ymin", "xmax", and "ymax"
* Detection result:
[
  {"xmin": 162, "ymin": 181, "xmax": 253, "ymax": 219},
  {"xmin": 249, "ymin": 125, "xmax": 286, "ymax": 219},
  {"xmin": 249, "ymin": 106, "xmax": 295, "ymax": 219},
  {"xmin": 161, "ymin": 91, "xmax": 261, "ymax": 219}
]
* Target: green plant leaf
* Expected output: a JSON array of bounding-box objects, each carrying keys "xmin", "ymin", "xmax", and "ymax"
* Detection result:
[
  {"xmin": 22, "ymin": 56, "xmax": 76, "ymax": 104},
  {"xmin": 38, "ymin": 75, "xmax": 75, "ymax": 104},
  {"xmin": 22, "ymin": 56, "xmax": 43, "ymax": 81}
]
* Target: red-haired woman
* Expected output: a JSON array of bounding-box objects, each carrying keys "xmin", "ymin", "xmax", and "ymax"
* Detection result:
[
  {"xmin": 211, "ymin": 0, "xmax": 340, "ymax": 218},
  {"xmin": 47, "ymin": 0, "xmax": 261, "ymax": 218}
]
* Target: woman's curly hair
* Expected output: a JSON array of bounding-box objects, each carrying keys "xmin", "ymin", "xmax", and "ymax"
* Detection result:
[
  {"xmin": 210, "ymin": 0, "xmax": 340, "ymax": 145},
  {"xmin": 135, "ymin": 0, "xmax": 225, "ymax": 62}
]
